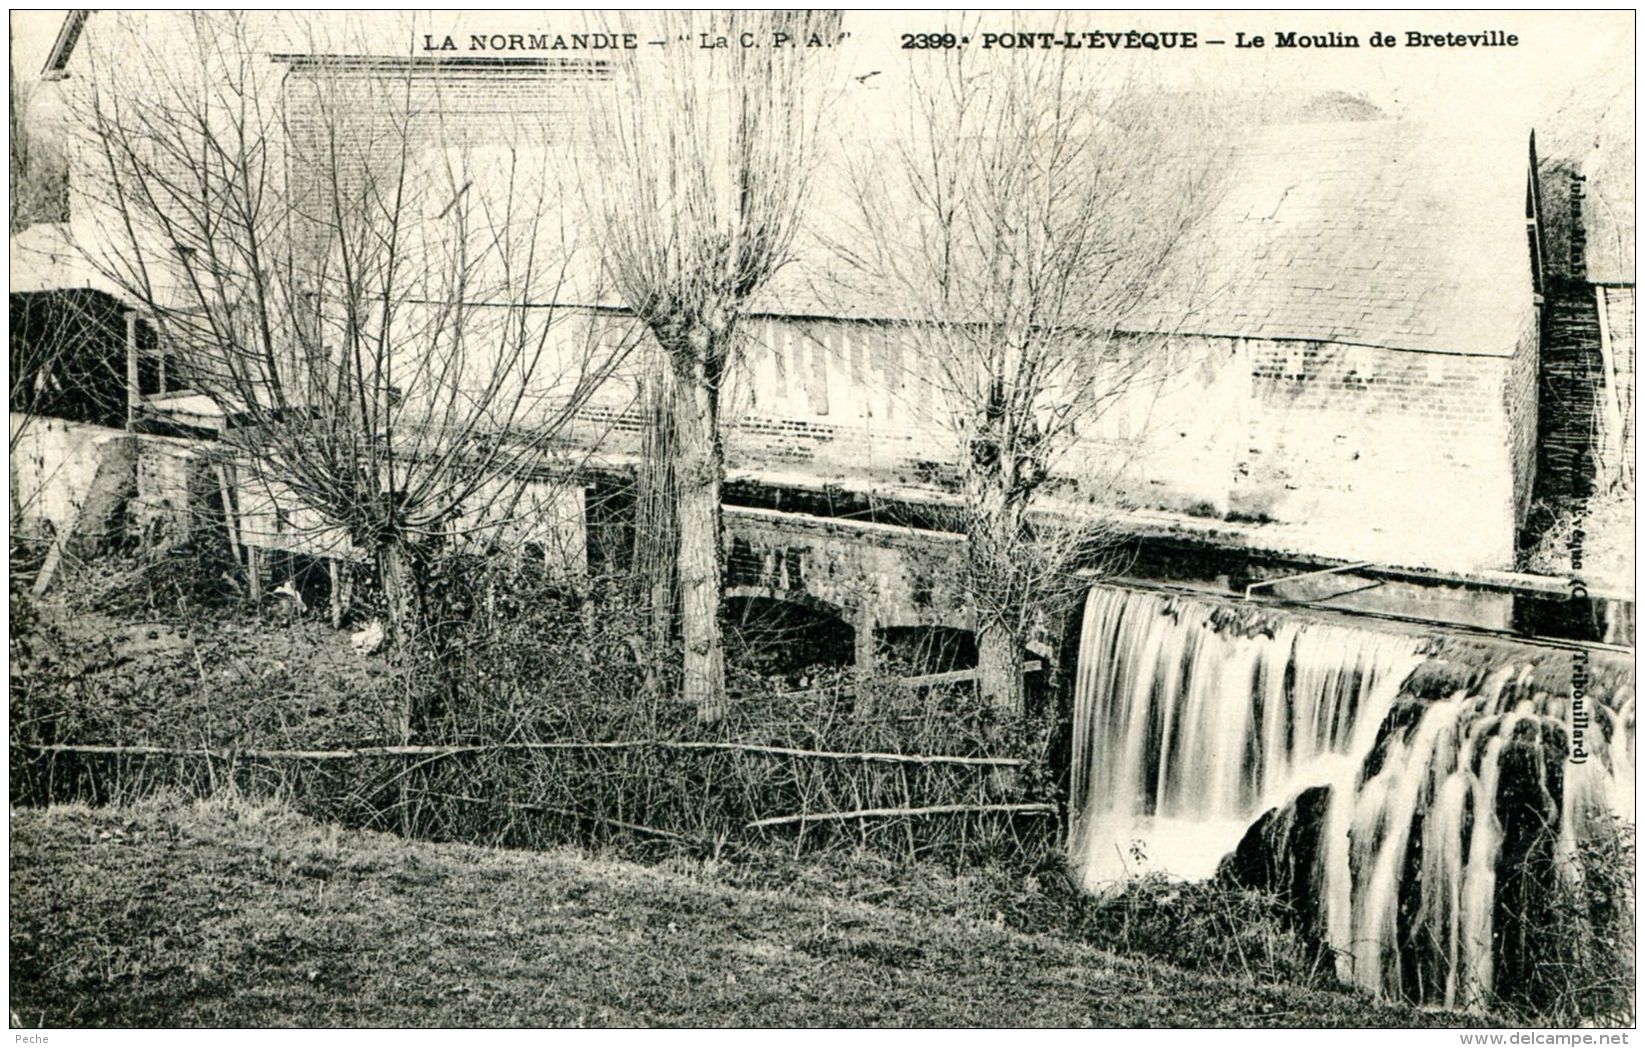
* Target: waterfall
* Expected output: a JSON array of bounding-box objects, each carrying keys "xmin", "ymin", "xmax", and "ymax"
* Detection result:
[
  {"xmin": 1068, "ymin": 587, "xmax": 1424, "ymax": 886},
  {"xmin": 1324, "ymin": 668, "xmax": 1636, "ymax": 1008},
  {"xmin": 1068, "ymin": 585, "xmax": 1636, "ymax": 1010}
]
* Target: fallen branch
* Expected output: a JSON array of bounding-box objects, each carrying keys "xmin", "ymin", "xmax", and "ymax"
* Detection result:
[
  {"xmin": 416, "ymin": 790, "xmax": 703, "ymax": 846},
  {"xmin": 771, "ymin": 661, "xmax": 1044, "ymax": 702},
  {"xmin": 745, "ymin": 802, "xmax": 1058, "ymax": 830},
  {"xmin": 22, "ymin": 740, "xmax": 1025, "ymax": 769},
  {"xmin": 26, "ymin": 743, "xmax": 212, "ymax": 757}
]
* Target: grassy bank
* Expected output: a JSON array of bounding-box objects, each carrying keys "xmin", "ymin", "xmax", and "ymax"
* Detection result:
[{"xmin": 8, "ymin": 796, "xmax": 1482, "ymax": 1029}]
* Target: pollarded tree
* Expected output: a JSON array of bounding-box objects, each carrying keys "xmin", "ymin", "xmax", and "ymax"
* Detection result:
[
  {"xmin": 68, "ymin": 12, "xmax": 634, "ymax": 731},
  {"xmin": 836, "ymin": 28, "xmax": 1227, "ymax": 713},
  {"xmin": 591, "ymin": 11, "xmax": 842, "ymax": 722}
]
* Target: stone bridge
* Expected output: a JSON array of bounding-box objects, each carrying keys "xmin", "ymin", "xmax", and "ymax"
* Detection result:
[
  {"xmin": 20, "ymin": 419, "xmax": 1625, "ymax": 669},
  {"xmin": 723, "ymin": 505, "xmax": 972, "ymax": 670}
]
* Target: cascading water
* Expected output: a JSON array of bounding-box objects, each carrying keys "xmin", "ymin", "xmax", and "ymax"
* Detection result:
[
  {"xmin": 1068, "ymin": 587, "xmax": 1424, "ymax": 885},
  {"xmin": 1069, "ymin": 585, "xmax": 1636, "ymax": 1011},
  {"xmin": 1322, "ymin": 667, "xmax": 1635, "ymax": 1009}
]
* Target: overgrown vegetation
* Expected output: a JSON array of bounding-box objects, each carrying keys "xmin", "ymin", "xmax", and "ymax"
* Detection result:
[
  {"xmin": 12, "ymin": 548, "xmax": 1058, "ymax": 866},
  {"xmin": 1496, "ymin": 816, "xmax": 1637, "ymax": 1027},
  {"xmin": 9, "ymin": 546, "xmax": 1633, "ymax": 1027},
  {"xmin": 1521, "ymin": 491, "xmax": 1633, "ymax": 595},
  {"xmin": 1068, "ymin": 875, "xmax": 1332, "ymax": 990}
]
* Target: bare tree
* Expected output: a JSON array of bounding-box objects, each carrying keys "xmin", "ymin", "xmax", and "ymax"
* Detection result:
[
  {"xmin": 591, "ymin": 12, "xmax": 840, "ymax": 722},
  {"xmin": 67, "ymin": 13, "xmax": 633, "ymax": 731},
  {"xmin": 836, "ymin": 38, "xmax": 1226, "ymax": 713}
]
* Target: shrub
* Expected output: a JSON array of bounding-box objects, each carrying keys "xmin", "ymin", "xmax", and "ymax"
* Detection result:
[
  {"xmin": 1497, "ymin": 815, "xmax": 1636, "ymax": 1027},
  {"xmin": 58, "ymin": 541, "xmax": 242, "ymax": 619},
  {"xmin": 355, "ymin": 550, "xmax": 1056, "ymax": 863},
  {"xmin": 18, "ymin": 546, "xmax": 1062, "ymax": 868},
  {"xmin": 1062, "ymin": 870, "xmax": 1331, "ymax": 989}
]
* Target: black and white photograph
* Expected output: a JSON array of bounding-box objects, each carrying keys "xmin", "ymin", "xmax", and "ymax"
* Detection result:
[{"xmin": 6, "ymin": 8, "xmax": 1637, "ymax": 1032}]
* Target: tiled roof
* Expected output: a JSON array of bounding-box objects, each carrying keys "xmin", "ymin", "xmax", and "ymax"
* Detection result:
[
  {"xmin": 762, "ymin": 119, "xmax": 1537, "ymax": 357},
  {"xmin": 1129, "ymin": 120, "xmax": 1536, "ymax": 355}
]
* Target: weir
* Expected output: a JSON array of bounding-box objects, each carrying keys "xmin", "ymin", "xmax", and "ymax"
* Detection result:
[
  {"xmin": 1068, "ymin": 584, "xmax": 1636, "ymax": 1010},
  {"xmin": 1069, "ymin": 586, "xmax": 1425, "ymax": 883}
]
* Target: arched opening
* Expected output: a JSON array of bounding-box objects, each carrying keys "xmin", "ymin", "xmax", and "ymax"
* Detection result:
[{"xmin": 723, "ymin": 592, "xmax": 855, "ymax": 680}]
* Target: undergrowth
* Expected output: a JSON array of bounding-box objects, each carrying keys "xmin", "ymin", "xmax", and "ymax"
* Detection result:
[
  {"xmin": 11, "ymin": 545, "xmax": 1635, "ymax": 1020},
  {"xmin": 13, "ymin": 547, "xmax": 1061, "ymax": 868},
  {"xmin": 1495, "ymin": 816, "xmax": 1637, "ymax": 1028}
]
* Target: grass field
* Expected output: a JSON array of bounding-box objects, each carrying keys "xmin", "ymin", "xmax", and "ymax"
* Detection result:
[{"xmin": 9, "ymin": 796, "xmax": 1485, "ymax": 1029}]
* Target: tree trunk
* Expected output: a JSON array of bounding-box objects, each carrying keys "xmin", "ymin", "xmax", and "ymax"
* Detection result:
[
  {"xmin": 379, "ymin": 540, "xmax": 419, "ymax": 649},
  {"xmin": 632, "ymin": 360, "xmax": 678, "ymax": 661},
  {"xmin": 378, "ymin": 539, "xmax": 424, "ymax": 738},
  {"xmin": 975, "ymin": 619, "xmax": 1025, "ymax": 716},
  {"xmin": 967, "ymin": 427, "xmax": 1030, "ymax": 717},
  {"xmin": 328, "ymin": 558, "xmax": 352, "ymax": 629},
  {"xmin": 672, "ymin": 331, "xmax": 727, "ymax": 723}
]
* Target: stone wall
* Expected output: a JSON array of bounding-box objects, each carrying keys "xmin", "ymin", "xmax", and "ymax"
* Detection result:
[
  {"xmin": 724, "ymin": 505, "xmax": 970, "ymax": 633},
  {"xmin": 8, "ymin": 415, "xmax": 220, "ymax": 553},
  {"xmin": 9, "ymin": 415, "xmax": 133, "ymax": 543}
]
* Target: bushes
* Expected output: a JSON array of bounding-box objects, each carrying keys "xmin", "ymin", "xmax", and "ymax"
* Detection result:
[
  {"xmin": 388, "ymin": 551, "xmax": 1060, "ymax": 864},
  {"xmin": 1496, "ymin": 816, "xmax": 1636, "ymax": 1027},
  {"xmin": 8, "ymin": 547, "xmax": 404, "ymax": 805},
  {"xmin": 58, "ymin": 539, "xmax": 242, "ymax": 619},
  {"xmin": 16, "ymin": 546, "xmax": 1062, "ymax": 867},
  {"xmin": 1059, "ymin": 872, "xmax": 1331, "ymax": 989}
]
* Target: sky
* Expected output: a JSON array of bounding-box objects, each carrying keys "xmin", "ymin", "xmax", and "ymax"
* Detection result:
[
  {"xmin": 9, "ymin": 9, "xmax": 1633, "ymax": 175},
  {"xmin": 11, "ymin": 9, "xmax": 1630, "ymax": 126}
]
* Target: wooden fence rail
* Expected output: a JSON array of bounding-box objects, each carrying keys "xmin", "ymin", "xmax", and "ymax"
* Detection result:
[
  {"xmin": 21, "ymin": 739, "xmax": 1026, "ymax": 769},
  {"xmin": 745, "ymin": 803, "xmax": 1057, "ymax": 830}
]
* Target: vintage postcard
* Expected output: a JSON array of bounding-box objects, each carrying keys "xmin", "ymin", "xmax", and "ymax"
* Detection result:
[{"xmin": 7, "ymin": 9, "xmax": 1635, "ymax": 1035}]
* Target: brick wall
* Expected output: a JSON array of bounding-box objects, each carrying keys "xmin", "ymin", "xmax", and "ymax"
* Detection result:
[
  {"xmin": 694, "ymin": 318, "xmax": 1533, "ymax": 572},
  {"xmin": 1239, "ymin": 335, "xmax": 1525, "ymax": 569}
]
